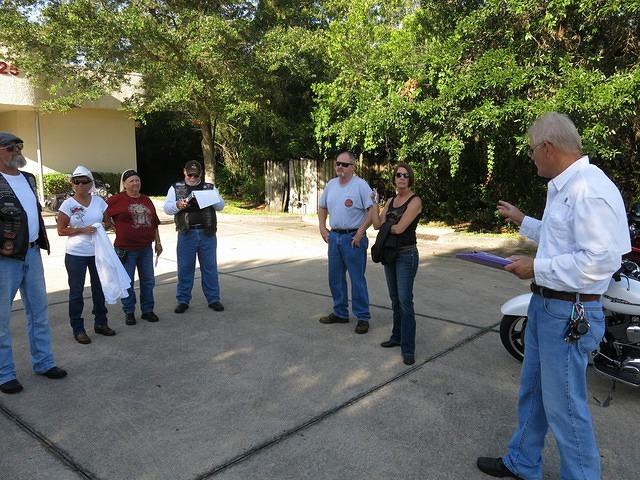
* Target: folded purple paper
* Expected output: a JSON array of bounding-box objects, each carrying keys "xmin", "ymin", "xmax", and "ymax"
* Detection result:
[{"xmin": 455, "ymin": 251, "xmax": 513, "ymax": 269}]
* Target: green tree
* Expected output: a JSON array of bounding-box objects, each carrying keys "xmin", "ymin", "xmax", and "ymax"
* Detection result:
[
  {"xmin": 4, "ymin": 1, "xmax": 638, "ymax": 222},
  {"xmin": 313, "ymin": 0, "xmax": 640, "ymax": 227},
  {"xmin": 0, "ymin": 1, "xmax": 262, "ymax": 182},
  {"xmin": 1, "ymin": 1, "xmax": 330, "ymax": 198}
]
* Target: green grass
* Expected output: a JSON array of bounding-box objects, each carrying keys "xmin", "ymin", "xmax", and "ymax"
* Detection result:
[
  {"xmin": 457, "ymin": 228, "xmax": 521, "ymax": 239},
  {"xmin": 221, "ymin": 199, "xmax": 293, "ymax": 216},
  {"xmin": 150, "ymin": 196, "xmax": 297, "ymax": 216}
]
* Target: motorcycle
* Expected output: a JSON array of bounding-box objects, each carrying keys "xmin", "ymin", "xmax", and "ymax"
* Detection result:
[
  {"xmin": 500, "ymin": 248, "xmax": 640, "ymax": 389},
  {"xmin": 627, "ymin": 202, "xmax": 640, "ymax": 263}
]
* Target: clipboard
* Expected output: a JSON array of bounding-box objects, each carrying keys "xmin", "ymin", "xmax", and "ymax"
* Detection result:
[
  {"xmin": 188, "ymin": 190, "xmax": 221, "ymax": 208},
  {"xmin": 455, "ymin": 251, "xmax": 513, "ymax": 269}
]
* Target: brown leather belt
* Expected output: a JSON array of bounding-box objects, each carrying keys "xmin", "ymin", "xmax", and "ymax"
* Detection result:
[{"xmin": 530, "ymin": 283, "xmax": 600, "ymax": 302}]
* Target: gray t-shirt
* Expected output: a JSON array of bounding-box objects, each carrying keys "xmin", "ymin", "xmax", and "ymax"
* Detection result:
[{"xmin": 319, "ymin": 176, "xmax": 373, "ymax": 229}]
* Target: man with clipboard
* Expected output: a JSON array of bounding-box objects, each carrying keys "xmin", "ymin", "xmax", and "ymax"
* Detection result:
[
  {"xmin": 164, "ymin": 161, "xmax": 225, "ymax": 314},
  {"xmin": 477, "ymin": 113, "xmax": 630, "ymax": 480}
]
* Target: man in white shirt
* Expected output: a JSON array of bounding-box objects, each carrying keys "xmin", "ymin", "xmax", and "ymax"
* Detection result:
[
  {"xmin": 0, "ymin": 132, "xmax": 67, "ymax": 394},
  {"xmin": 477, "ymin": 113, "xmax": 630, "ymax": 479}
]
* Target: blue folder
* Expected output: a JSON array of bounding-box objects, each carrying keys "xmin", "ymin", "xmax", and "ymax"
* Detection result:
[{"xmin": 455, "ymin": 251, "xmax": 513, "ymax": 269}]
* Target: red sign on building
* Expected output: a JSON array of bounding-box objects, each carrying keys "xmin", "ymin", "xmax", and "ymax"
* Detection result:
[{"xmin": 0, "ymin": 61, "xmax": 19, "ymax": 76}]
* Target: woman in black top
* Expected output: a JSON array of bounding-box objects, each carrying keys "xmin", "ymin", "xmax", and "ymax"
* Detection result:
[{"xmin": 370, "ymin": 163, "xmax": 422, "ymax": 365}]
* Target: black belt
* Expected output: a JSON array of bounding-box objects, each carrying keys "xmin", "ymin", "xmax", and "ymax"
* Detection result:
[
  {"xmin": 332, "ymin": 229, "xmax": 358, "ymax": 234},
  {"xmin": 530, "ymin": 283, "xmax": 600, "ymax": 302},
  {"xmin": 189, "ymin": 224, "xmax": 205, "ymax": 229},
  {"xmin": 29, "ymin": 241, "xmax": 38, "ymax": 248}
]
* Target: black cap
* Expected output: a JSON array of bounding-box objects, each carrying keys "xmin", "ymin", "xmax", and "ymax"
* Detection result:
[
  {"xmin": 184, "ymin": 160, "xmax": 202, "ymax": 175},
  {"xmin": 121, "ymin": 169, "xmax": 139, "ymax": 183},
  {"xmin": 0, "ymin": 132, "xmax": 23, "ymax": 146}
]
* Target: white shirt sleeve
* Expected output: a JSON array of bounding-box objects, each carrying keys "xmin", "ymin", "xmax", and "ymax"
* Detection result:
[
  {"xmin": 96, "ymin": 196, "xmax": 108, "ymax": 216},
  {"xmin": 519, "ymin": 216, "xmax": 541, "ymax": 243},
  {"xmin": 163, "ymin": 186, "xmax": 179, "ymax": 215},
  {"xmin": 361, "ymin": 182, "xmax": 373, "ymax": 210},
  {"xmin": 58, "ymin": 198, "xmax": 73, "ymax": 219},
  {"xmin": 534, "ymin": 197, "xmax": 625, "ymax": 291},
  {"xmin": 319, "ymin": 186, "xmax": 328, "ymax": 209}
]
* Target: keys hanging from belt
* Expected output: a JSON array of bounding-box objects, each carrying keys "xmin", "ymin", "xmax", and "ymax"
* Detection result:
[{"xmin": 565, "ymin": 302, "xmax": 590, "ymax": 343}]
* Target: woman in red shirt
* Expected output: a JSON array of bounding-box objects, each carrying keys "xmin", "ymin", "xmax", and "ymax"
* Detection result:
[{"xmin": 106, "ymin": 170, "xmax": 162, "ymax": 325}]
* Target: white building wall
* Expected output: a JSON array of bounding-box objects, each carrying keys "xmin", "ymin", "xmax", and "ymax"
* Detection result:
[
  {"xmin": 38, "ymin": 108, "xmax": 136, "ymax": 175},
  {"xmin": 0, "ymin": 70, "xmax": 38, "ymax": 106},
  {"xmin": 0, "ymin": 64, "xmax": 137, "ymax": 178}
]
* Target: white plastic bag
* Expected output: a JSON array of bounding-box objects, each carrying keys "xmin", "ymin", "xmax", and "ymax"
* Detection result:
[{"xmin": 92, "ymin": 223, "xmax": 131, "ymax": 304}]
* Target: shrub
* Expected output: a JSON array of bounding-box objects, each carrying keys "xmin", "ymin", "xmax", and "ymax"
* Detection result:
[
  {"xmin": 41, "ymin": 171, "xmax": 122, "ymax": 197},
  {"xmin": 215, "ymin": 165, "xmax": 265, "ymax": 203},
  {"xmin": 94, "ymin": 172, "xmax": 122, "ymax": 195},
  {"xmin": 233, "ymin": 176, "xmax": 264, "ymax": 203},
  {"xmin": 42, "ymin": 173, "xmax": 70, "ymax": 196}
]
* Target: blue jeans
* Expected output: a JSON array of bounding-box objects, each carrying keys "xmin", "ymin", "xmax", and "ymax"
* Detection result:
[
  {"xmin": 0, "ymin": 246, "xmax": 56, "ymax": 384},
  {"xmin": 176, "ymin": 229, "xmax": 220, "ymax": 304},
  {"xmin": 503, "ymin": 294, "xmax": 604, "ymax": 480},
  {"xmin": 383, "ymin": 247, "xmax": 419, "ymax": 356},
  {"xmin": 120, "ymin": 245, "xmax": 155, "ymax": 314},
  {"xmin": 65, "ymin": 254, "xmax": 108, "ymax": 335},
  {"xmin": 328, "ymin": 231, "xmax": 370, "ymax": 320}
]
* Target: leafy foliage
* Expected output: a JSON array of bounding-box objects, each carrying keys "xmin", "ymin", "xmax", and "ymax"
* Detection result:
[
  {"xmin": 0, "ymin": 0, "xmax": 310, "ymax": 184},
  {"xmin": 94, "ymin": 172, "xmax": 122, "ymax": 195},
  {"xmin": 2, "ymin": 1, "xmax": 639, "ymax": 227},
  {"xmin": 313, "ymin": 0, "xmax": 640, "ymax": 228},
  {"xmin": 42, "ymin": 173, "xmax": 69, "ymax": 196}
]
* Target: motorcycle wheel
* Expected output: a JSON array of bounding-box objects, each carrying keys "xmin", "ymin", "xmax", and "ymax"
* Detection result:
[{"xmin": 499, "ymin": 314, "xmax": 526, "ymax": 362}]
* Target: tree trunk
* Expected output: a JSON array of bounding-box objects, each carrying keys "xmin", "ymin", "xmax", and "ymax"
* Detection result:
[{"xmin": 199, "ymin": 116, "xmax": 215, "ymax": 183}]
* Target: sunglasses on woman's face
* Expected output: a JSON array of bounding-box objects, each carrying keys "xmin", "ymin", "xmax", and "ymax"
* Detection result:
[
  {"xmin": 395, "ymin": 172, "xmax": 410, "ymax": 178},
  {"xmin": 0, "ymin": 143, "xmax": 24, "ymax": 152},
  {"xmin": 72, "ymin": 179, "xmax": 92, "ymax": 185}
]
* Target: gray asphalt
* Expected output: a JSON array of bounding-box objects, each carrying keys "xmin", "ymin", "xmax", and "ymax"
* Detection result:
[{"xmin": 0, "ymin": 212, "xmax": 637, "ymax": 480}]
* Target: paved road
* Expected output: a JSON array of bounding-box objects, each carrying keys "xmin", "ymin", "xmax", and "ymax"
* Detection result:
[{"xmin": 1, "ymin": 214, "xmax": 637, "ymax": 480}]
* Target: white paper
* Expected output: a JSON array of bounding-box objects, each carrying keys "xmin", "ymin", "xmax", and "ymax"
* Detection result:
[{"xmin": 191, "ymin": 190, "xmax": 222, "ymax": 208}]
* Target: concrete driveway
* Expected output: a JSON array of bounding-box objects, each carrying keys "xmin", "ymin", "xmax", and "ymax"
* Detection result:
[{"xmin": 1, "ymin": 213, "xmax": 638, "ymax": 480}]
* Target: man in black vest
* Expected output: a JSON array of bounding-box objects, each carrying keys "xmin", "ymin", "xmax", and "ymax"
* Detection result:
[
  {"xmin": 0, "ymin": 132, "xmax": 67, "ymax": 394},
  {"xmin": 164, "ymin": 160, "xmax": 225, "ymax": 314}
]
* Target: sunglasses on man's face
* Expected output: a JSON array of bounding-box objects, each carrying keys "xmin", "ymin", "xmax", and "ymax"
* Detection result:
[
  {"xmin": 72, "ymin": 179, "xmax": 92, "ymax": 185},
  {"xmin": 336, "ymin": 161, "xmax": 353, "ymax": 168},
  {"xmin": 395, "ymin": 172, "xmax": 410, "ymax": 178},
  {"xmin": 0, "ymin": 143, "xmax": 24, "ymax": 152},
  {"xmin": 187, "ymin": 173, "xmax": 201, "ymax": 178}
]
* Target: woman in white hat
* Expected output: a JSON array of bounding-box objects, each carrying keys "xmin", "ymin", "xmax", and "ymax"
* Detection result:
[{"xmin": 57, "ymin": 165, "xmax": 116, "ymax": 344}]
